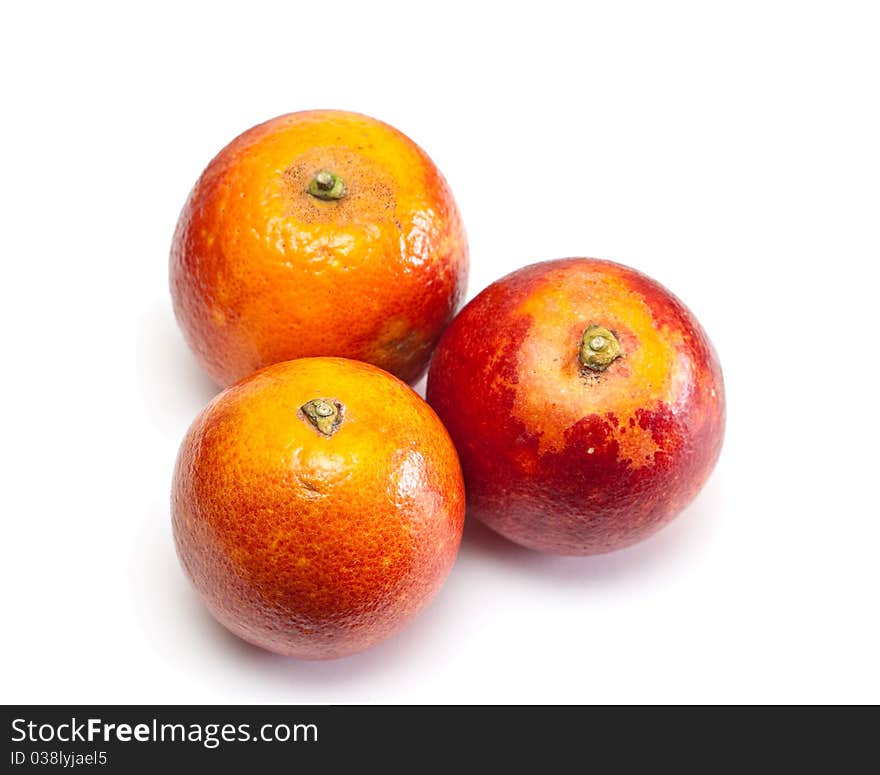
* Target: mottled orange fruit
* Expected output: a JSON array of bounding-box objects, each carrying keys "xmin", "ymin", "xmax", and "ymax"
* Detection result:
[
  {"xmin": 427, "ymin": 258, "xmax": 725, "ymax": 555},
  {"xmin": 171, "ymin": 109, "xmax": 468, "ymax": 387},
  {"xmin": 172, "ymin": 357, "xmax": 465, "ymax": 659}
]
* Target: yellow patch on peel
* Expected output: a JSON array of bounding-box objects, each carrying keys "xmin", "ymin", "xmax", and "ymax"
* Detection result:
[
  {"xmin": 509, "ymin": 264, "xmax": 684, "ymax": 465},
  {"xmin": 614, "ymin": 418, "xmax": 662, "ymax": 467},
  {"xmin": 210, "ymin": 306, "xmax": 226, "ymax": 326}
]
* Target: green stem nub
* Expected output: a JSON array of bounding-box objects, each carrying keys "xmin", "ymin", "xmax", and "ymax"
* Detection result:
[
  {"xmin": 301, "ymin": 399, "xmax": 343, "ymax": 436},
  {"xmin": 307, "ymin": 170, "xmax": 346, "ymax": 200},
  {"xmin": 579, "ymin": 325, "xmax": 622, "ymax": 372}
]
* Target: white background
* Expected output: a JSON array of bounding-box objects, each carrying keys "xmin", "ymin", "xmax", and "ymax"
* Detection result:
[{"xmin": 2, "ymin": 1, "xmax": 878, "ymax": 704}]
